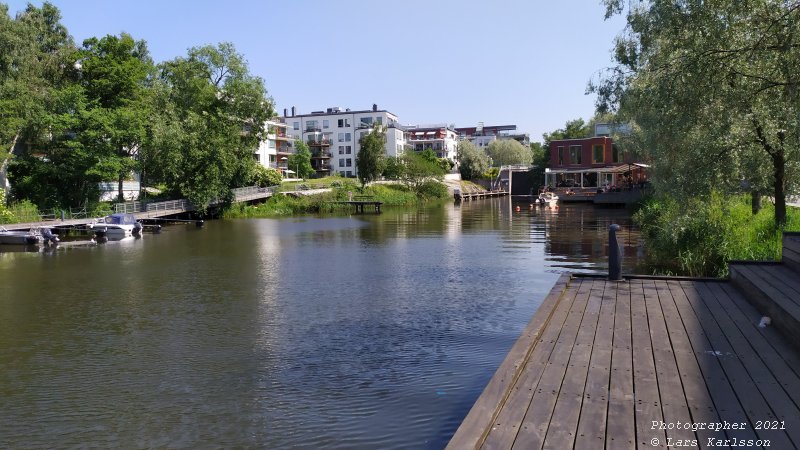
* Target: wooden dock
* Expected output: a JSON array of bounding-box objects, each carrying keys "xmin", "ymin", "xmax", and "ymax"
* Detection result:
[
  {"xmin": 447, "ymin": 273, "xmax": 800, "ymax": 449},
  {"xmin": 455, "ymin": 190, "xmax": 509, "ymax": 202}
]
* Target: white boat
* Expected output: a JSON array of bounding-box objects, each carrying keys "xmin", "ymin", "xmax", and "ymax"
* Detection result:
[
  {"xmin": 0, "ymin": 227, "xmax": 41, "ymax": 245},
  {"xmin": 90, "ymin": 213, "xmax": 143, "ymax": 237},
  {"xmin": 537, "ymin": 192, "xmax": 559, "ymax": 207}
]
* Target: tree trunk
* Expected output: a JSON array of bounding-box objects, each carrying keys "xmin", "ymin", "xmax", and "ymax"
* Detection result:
[
  {"xmin": 751, "ymin": 190, "xmax": 762, "ymax": 214},
  {"xmin": 773, "ymin": 147, "xmax": 786, "ymax": 228},
  {"xmin": 118, "ymin": 172, "xmax": 125, "ymax": 203}
]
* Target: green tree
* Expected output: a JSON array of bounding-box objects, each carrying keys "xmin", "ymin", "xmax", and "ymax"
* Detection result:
[
  {"xmin": 155, "ymin": 42, "xmax": 274, "ymax": 209},
  {"xmin": 77, "ymin": 33, "xmax": 154, "ymax": 202},
  {"xmin": 356, "ymin": 124, "xmax": 387, "ymax": 187},
  {"xmin": 457, "ymin": 140, "xmax": 490, "ymax": 180},
  {"xmin": 529, "ymin": 141, "xmax": 549, "ymax": 187},
  {"xmin": 289, "ymin": 139, "xmax": 313, "ymax": 179},
  {"xmin": 382, "ymin": 156, "xmax": 403, "ymax": 179},
  {"xmin": 398, "ymin": 150, "xmax": 445, "ymax": 193},
  {"xmin": 595, "ymin": 0, "xmax": 800, "ymax": 226},
  {"xmin": 486, "ymin": 139, "xmax": 532, "ymax": 166},
  {"xmin": 251, "ymin": 165, "xmax": 282, "ymax": 187}
]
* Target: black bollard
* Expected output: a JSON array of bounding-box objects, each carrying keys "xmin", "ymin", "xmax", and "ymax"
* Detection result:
[{"xmin": 609, "ymin": 224, "xmax": 622, "ymax": 281}]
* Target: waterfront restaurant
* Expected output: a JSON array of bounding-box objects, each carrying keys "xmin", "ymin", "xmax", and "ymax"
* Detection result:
[{"xmin": 544, "ymin": 136, "xmax": 649, "ymax": 190}]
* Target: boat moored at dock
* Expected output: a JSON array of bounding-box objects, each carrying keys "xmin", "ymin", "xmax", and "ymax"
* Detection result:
[{"xmin": 90, "ymin": 213, "xmax": 143, "ymax": 237}]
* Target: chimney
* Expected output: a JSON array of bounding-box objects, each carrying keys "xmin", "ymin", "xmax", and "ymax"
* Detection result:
[
  {"xmin": 291, "ymin": 106, "xmax": 296, "ymax": 117},
  {"xmin": 372, "ymin": 103, "xmax": 378, "ymax": 112},
  {"xmin": 283, "ymin": 108, "xmax": 288, "ymax": 117}
]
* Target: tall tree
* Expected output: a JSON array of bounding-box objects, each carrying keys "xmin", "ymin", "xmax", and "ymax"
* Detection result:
[
  {"xmin": 486, "ymin": 139, "xmax": 532, "ymax": 166},
  {"xmin": 457, "ymin": 140, "xmax": 489, "ymax": 180},
  {"xmin": 77, "ymin": 33, "xmax": 154, "ymax": 202},
  {"xmin": 288, "ymin": 139, "xmax": 313, "ymax": 179},
  {"xmin": 356, "ymin": 124, "xmax": 386, "ymax": 187},
  {"xmin": 155, "ymin": 42, "xmax": 274, "ymax": 208},
  {"xmin": 595, "ymin": 0, "xmax": 800, "ymax": 226}
]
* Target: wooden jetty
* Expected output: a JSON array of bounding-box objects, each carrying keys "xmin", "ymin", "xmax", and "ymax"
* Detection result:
[
  {"xmin": 448, "ymin": 233, "xmax": 800, "ymax": 449},
  {"xmin": 332, "ymin": 196, "xmax": 383, "ymax": 213},
  {"xmin": 454, "ymin": 190, "xmax": 509, "ymax": 202}
]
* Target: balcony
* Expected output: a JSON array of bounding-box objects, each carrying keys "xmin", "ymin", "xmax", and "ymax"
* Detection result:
[
  {"xmin": 312, "ymin": 151, "xmax": 332, "ymax": 159},
  {"xmin": 305, "ymin": 126, "xmax": 322, "ymax": 133},
  {"xmin": 307, "ymin": 138, "xmax": 332, "ymax": 147}
]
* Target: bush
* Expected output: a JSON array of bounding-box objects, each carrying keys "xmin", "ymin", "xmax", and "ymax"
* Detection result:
[
  {"xmin": 634, "ymin": 192, "xmax": 800, "ymax": 277},
  {"xmin": 415, "ymin": 181, "xmax": 449, "ymax": 200}
]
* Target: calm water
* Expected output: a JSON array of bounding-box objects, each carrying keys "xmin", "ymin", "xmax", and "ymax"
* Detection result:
[{"xmin": 0, "ymin": 199, "xmax": 641, "ymax": 449}]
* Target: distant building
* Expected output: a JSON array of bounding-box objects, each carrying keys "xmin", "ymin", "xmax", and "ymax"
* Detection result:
[
  {"xmin": 404, "ymin": 124, "xmax": 459, "ymax": 161},
  {"xmin": 254, "ymin": 119, "xmax": 294, "ymax": 173},
  {"xmin": 456, "ymin": 123, "xmax": 530, "ymax": 148},
  {"xmin": 281, "ymin": 105, "xmax": 405, "ymax": 177},
  {"xmin": 545, "ymin": 136, "xmax": 648, "ymax": 189}
]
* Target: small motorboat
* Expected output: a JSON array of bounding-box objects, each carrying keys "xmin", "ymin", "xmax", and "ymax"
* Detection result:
[
  {"xmin": 90, "ymin": 213, "xmax": 143, "ymax": 237},
  {"xmin": 0, "ymin": 227, "xmax": 41, "ymax": 245},
  {"xmin": 537, "ymin": 192, "xmax": 559, "ymax": 207}
]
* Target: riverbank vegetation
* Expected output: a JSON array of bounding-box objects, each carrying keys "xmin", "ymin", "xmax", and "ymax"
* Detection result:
[
  {"xmin": 0, "ymin": 3, "xmax": 273, "ymax": 214},
  {"xmin": 634, "ymin": 194, "xmax": 800, "ymax": 278},
  {"xmin": 593, "ymin": 0, "xmax": 800, "ymax": 276},
  {"xmin": 224, "ymin": 180, "xmax": 449, "ymax": 218}
]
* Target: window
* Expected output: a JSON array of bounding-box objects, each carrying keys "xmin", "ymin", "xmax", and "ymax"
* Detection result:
[
  {"xmin": 376, "ymin": 117, "xmax": 383, "ymax": 125},
  {"xmin": 269, "ymin": 155, "xmax": 276, "ymax": 163},
  {"xmin": 338, "ymin": 146, "xmax": 345, "ymax": 155},
  {"xmin": 323, "ymin": 119, "xmax": 329, "ymax": 129},
  {"xmin": 557, "ymin": 146, "xmax": 564, "ymax": 165},
  {"xmin": 306, "ymin": 120, "xmax": 318, "ymax": 131},
  {"xmin": 612, "ymin": 145, "xmax": 620, "ymax": 163},
  {"xmin": 593, "ymin": 144, "xmax": 604, "ymax": 164},
  {"xmin": 569, "ymin": 145, "xmax": 582, "ymax": 165},
  {"xmin": 339, "ymin": 158, "xmax": 345, "ymax": 167},
  {"xmin": 267, "ymin": 140, "xmax": 275, "ymax": 148},
  {"xmin": 360, "ymin": 117, "xmax": 373, "ymax": 127},
  {"xmin": 293, "ymin": 122, "xmax": 299, "ymax": 130},
  {"xmin": 338, "ymin": 133, "xmax": 351, "ymax": 142},
  {"xmin": 359, "ymin": 132, "xmax": 367, "ymax": 142},
  {"xmin": 346, "ymin": 170, "xmax": 353, "ymax": 177},
  {"xmin": 338, "ymin": 118, "xmax": 350, "ymax": 128},
  {"xmin": 345, "ymin": 146, "xmax": 352, "ymax": 154},
  {"xmin": 346, "ymin": 158, "xmax": 352, "ymax": 167}
]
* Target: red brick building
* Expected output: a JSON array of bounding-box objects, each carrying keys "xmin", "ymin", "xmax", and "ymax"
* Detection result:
[{"xmin": 545, "ymin": 137, "xmax": 647, "ymax": 189}]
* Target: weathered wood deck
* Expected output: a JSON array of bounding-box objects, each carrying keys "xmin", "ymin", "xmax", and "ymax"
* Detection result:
[{"xmin": 448, "ymin": 274, "xmax": 800, "ymax": 449}]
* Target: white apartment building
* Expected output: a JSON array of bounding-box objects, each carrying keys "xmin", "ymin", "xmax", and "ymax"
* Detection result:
[
  {"xmin": 405, "ymin": 124, "xmax": 459, "ymax": 162},
  {"xmin": 254, "ymin": 119, "xmax": 296, "ymax": 172},
  {"xmin": 281, "ymin": 104, "xmax": 406, "ymax": 177},
  {"xmin": 456, "ymin": 123, "xmax": 530, "ymax": 149}
]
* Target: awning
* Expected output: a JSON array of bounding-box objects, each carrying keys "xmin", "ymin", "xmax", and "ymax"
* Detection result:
[
  {"xmin": 415, "ymin": 132, "xmax": 424, "ymax": 135},
  {"xmin": 284, "ymin": 169, "xmax": 295, "ymax": 174}
]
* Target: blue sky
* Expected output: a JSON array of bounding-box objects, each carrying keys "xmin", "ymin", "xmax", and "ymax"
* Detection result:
[{"xmin": 5, "ymin": 0, "xmax": 626, "ymax": 142}]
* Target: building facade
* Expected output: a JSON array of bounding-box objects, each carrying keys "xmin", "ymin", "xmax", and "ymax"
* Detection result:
[
  {"xmin": 254, "ymin": 119, "xmax": 296, "ymax": 173},
  {"xmin": 545, "ymin": 136, "xmax": 647, "ymax": 189},
  {"xmin": 281, "ymin": 105, "xmax": 405, "ymax": 177},
  {"xmin": 456, "ymin": 123, "xmax": 530, "ymax": 149},
  {"xmin": 404, "ymin": 124, "xmax": 459, "ymax": 161}
]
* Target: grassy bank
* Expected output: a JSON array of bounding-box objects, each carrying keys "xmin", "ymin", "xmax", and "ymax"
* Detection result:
[
  {"xmin": 634, "ymin": 193, "xmax": 800, "ymax": 278},
  {"xmin": 224, "ymin": 180, "xmax": 449, "ymax": 218}
]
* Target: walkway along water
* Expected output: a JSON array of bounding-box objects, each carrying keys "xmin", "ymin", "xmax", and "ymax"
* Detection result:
[{"xmin": 448, "ymin": 230, "xmax": 800, "ymax": 449}]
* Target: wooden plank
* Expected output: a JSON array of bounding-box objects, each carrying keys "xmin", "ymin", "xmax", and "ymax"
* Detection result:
[
  {"xmin": 679, "ymin": 281, "xmax": 794, "ymax": 449},
  {"xmin": 542, "ymin": 279, "xmax": 606, "ymax": 448},
  {"xmin": 659, "ymin": 280, "xmax": 725, "ymax": 449},
  {"xmin": 508, "ymin": 278, "xmax": 594, "ymax": 449},
  {"xmin": 630, "ymin": 279, "xmax": 667, "ymax": 448},
  {"xmin": 671, "ymin": 281, "xmax": 759, "ymax": 444},
  {"xmin": 735, "ymin": 264, "xmax": 800, "ymax": 319},
  {"xmin": 447, "ymin": 273, "xmax": 571, "ymax": 450},
  {"xmin": 751, "ymin": 264, "xmax": 800, "ymax": 310},
  {"xmin": 718, "ymin": 282, "xmax": 800, "ymax": 378},
  {"xmin": 645, "ymin": 280, "xmax": 696, "ymax": 445},
  {"xmin": 732, "ymin": 264, "xmax": 800, "ymax": 346},
  {"xmin": 605, "ymin": 278, "xmax": 636, "ymax": 450},
  {"xmin": 477, "ymin": 276, "xmax": 581, "ymax": 450},
  {"xmin": 573, "ymin": 280, "xmax": 616, "ymax": 450},
  {"xmin": 699, "ymin": 281, "xmax": 800, "ymax": 446}
]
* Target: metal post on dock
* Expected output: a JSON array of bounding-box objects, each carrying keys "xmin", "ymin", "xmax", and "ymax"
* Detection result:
[{"xmin": 608, "ymin": 224, "xmax": 622, "ymax": 281}]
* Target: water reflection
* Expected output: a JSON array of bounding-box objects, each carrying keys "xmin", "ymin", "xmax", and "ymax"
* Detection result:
[{"xmin": 0, "ymin": 199, "xmax": 642, "ymax": 448}]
